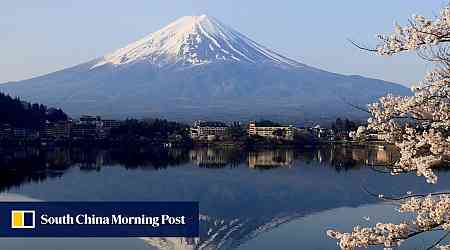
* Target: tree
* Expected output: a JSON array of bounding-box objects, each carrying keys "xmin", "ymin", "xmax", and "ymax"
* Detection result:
[
  {"xmin": 332, "ymin": 118, "xmax": 358, "ymax": 132},
  {"xmin": 109, "ymin": 118, "xmax": 189, "ymax": 141},
  {"xmin": 335, "ymin": 118, "xmax": 344, "ymax": 131},
  {"xmin": 225, "ymin": 126, "xmax": 247, "ymax": 140},
  {"xmin": 0, "ymin": 92, "xmax": 68, "ymax": 129},
  {"xmin": 328, "ymin": 6, "xmax": 450, "ymax": 250}
]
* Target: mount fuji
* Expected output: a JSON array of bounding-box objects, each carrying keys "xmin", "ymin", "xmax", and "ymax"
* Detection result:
[{"xmin": 0, "ymin": 15, "xmax": 410, "ymax": 122}]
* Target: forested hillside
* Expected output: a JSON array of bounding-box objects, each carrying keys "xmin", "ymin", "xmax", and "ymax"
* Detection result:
[{"xmin": 0, "ymin": 92, "xmax": 67, "ymax": 129}]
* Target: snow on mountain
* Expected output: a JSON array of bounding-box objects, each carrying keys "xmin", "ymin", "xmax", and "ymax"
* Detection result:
[
  {"xmin": 142, "ymin": 213, "xmax": 302, "ymax": 250},
  {"xmin": 92, "ymin": 15, "xmax": 303, "ymax": 69},
  {"xmin": 0, "ymin": 15, "xmax": 411, "ymax": 121}
]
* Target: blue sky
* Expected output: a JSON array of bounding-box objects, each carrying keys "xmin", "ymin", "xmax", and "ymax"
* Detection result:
[{"xmin": 0, "ymin": 0, "xmax": 447, "ymax": 86}]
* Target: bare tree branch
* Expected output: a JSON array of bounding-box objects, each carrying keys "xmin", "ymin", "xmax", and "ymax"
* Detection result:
[{"xmin": 347, "ymin": 39, "xmax": 378, "ymax": 52}]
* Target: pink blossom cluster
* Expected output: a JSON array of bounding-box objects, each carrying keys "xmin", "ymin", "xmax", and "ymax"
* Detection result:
[
  {"xmin": 328, "ymin": 195, "xmax": 450, "ymax": 249},
  {"xmin": 377, "ymin": 7, "xmax": 450, "ymax": 55},
  {"xmin": 328, "ymin": 5, "xmax": 450, "ymax": 249}
]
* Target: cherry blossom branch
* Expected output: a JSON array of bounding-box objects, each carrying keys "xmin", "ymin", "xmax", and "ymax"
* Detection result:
[
  {"xmin": 338, "ymin": 96, "xmax": 371, "ymax": 113},
  {"xmin": 347, "ymin": 39, "xmax": 377, "ymax": 52},
  {"xmin": 328, "ymin": 5, "xmax": 450, "ymax": 249},
  {"xmin": 362, "ymin": 185, "xmax": 450, "ymax": 201}
]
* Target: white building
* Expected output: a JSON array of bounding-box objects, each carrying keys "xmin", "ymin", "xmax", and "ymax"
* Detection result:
[
  {"xmin": 247, "ymin": 121, "xmax": 294, "ymax": 140},
  {"xmin": 190, "ymin": 121, "xmax": 228, "ymax": 140},
  {"xmin": 101, "ymin": 119, "xmax": 122, "ymax": 129}
]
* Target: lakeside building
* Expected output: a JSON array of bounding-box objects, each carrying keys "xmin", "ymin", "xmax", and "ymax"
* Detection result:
[
  {"xmin": 0, "ymin": 124, "xmax": 38, "ymax": 140},
  {"xmin": 79, "ymin": 115, "xmax": 101, "ymax": 126},
  {"xmin": 70, "ymin": 123, "xmax": 97, "ymax": 139},
  {"xmin": 1, "ymin": 115, "xmax": 122, "ymax": 141},
  {"xmin": 37, "ymin": 116, "xmax": 122, "ymax": 140},
  {"xmin": 1, "ymin": 124, "xmax": 38, "ymax": 140},
  {"xmin": 13, "ymin": 128, "xmax": 37, "ymax": 139},
  {"xmin": 365, "ymin": 131, "xmax": 389, "ymax": 141},
  {"xmin": 12, "ymin": 128, "xmax": 26, "ymax": 138},
  {"xmin": 247, "ymin": 121, "xmax": 294, "ymax": 140},
  {"xmin": 40, "ymin": 120, "xmax": 73, "ymax": 139},
  {"xmin": 72, "ymin": 116, "xmax": 122, "ymax": 139},
  {"xmin": 310, "ymin": 125, "xmax": 335, "ymax": 141},
  {"xmin": 101, "ymin": 119, "xmax": 122, "ymax": 130},
  {"xmin": 190, "ymin": 121, "xmax": 228, "ymax": 140},
  {"xmin": 0, "ymin": 124, "xmax": 12, "ymax": 138}
]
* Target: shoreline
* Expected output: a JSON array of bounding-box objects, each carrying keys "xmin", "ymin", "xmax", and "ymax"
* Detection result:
[{"xmin": 0, "ymin": 138, "xmax": 392, "ymax": 151}]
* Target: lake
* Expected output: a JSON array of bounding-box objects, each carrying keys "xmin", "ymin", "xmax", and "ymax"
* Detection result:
[{"xmin": 0, "ymin": 145, "xmax": 448, "ymax": 250}]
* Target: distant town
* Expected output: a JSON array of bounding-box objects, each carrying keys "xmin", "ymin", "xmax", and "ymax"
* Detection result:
[
  {"xmin": 0, "ymin": 92, "xmax": 386, "ymax": 148},
  {"xmin": 0, "ymin": 114, "xmax": 387, "ymax": 148}
]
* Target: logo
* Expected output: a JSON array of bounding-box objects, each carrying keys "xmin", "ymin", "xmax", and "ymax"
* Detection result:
[
  {"xmin": 11, "ymin": 210, "xmax": 35, "ymax": 229},
  {"xmin": 0, "ymin": 202, "xmax": 198, "ymax": 237}
]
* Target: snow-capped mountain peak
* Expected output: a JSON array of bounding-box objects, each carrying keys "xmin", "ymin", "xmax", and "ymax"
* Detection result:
[
  {"xmin": 92, "ymin": 15, "xmax": 303, "ymax": 69},
  {"xmin": 0, "ymin": 15, "xmax": 410, "ymax": 122}
]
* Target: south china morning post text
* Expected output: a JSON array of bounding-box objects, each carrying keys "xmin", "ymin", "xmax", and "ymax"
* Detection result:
[
  {"xmin": 0, "ymin": 202, "xmax": 199, "ymax": 237},
  {"xmin": 40, "ymin": 213, "xmax": 186, "ymax": 227}
]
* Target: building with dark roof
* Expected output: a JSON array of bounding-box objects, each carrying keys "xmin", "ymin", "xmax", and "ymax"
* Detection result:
[
  {"xmin": 247, "ymin": 121, "xmax": 294, "ymax": 140},
  {"xmin": 190, "ymin": 121, "xmax": 228, "ymax": 140}
]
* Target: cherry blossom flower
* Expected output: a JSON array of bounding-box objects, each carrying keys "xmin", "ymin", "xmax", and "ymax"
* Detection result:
[{"xmin": 328, "ymin": 5, "xmax": 450, "ymax": 249}]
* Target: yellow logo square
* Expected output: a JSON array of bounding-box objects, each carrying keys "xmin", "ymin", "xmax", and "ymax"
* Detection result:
[{"xmin": 11, "ymin": 210, "xmax": 35, "ymax": 229}]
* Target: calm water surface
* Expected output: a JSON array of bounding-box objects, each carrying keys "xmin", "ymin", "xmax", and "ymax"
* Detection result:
[{"xmin": 0, "ymin": 146, "xmax": 448, "ymax": 250}]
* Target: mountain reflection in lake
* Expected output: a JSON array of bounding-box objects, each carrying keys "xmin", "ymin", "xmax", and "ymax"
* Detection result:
[{"xmin": 0, "ymin": 145, "xmax": 449, "ymax": 250}]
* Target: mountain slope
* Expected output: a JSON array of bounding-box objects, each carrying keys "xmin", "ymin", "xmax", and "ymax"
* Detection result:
[{"xmin": 0, "ymin": 15, "xmax": 410, "ymax": 122}]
